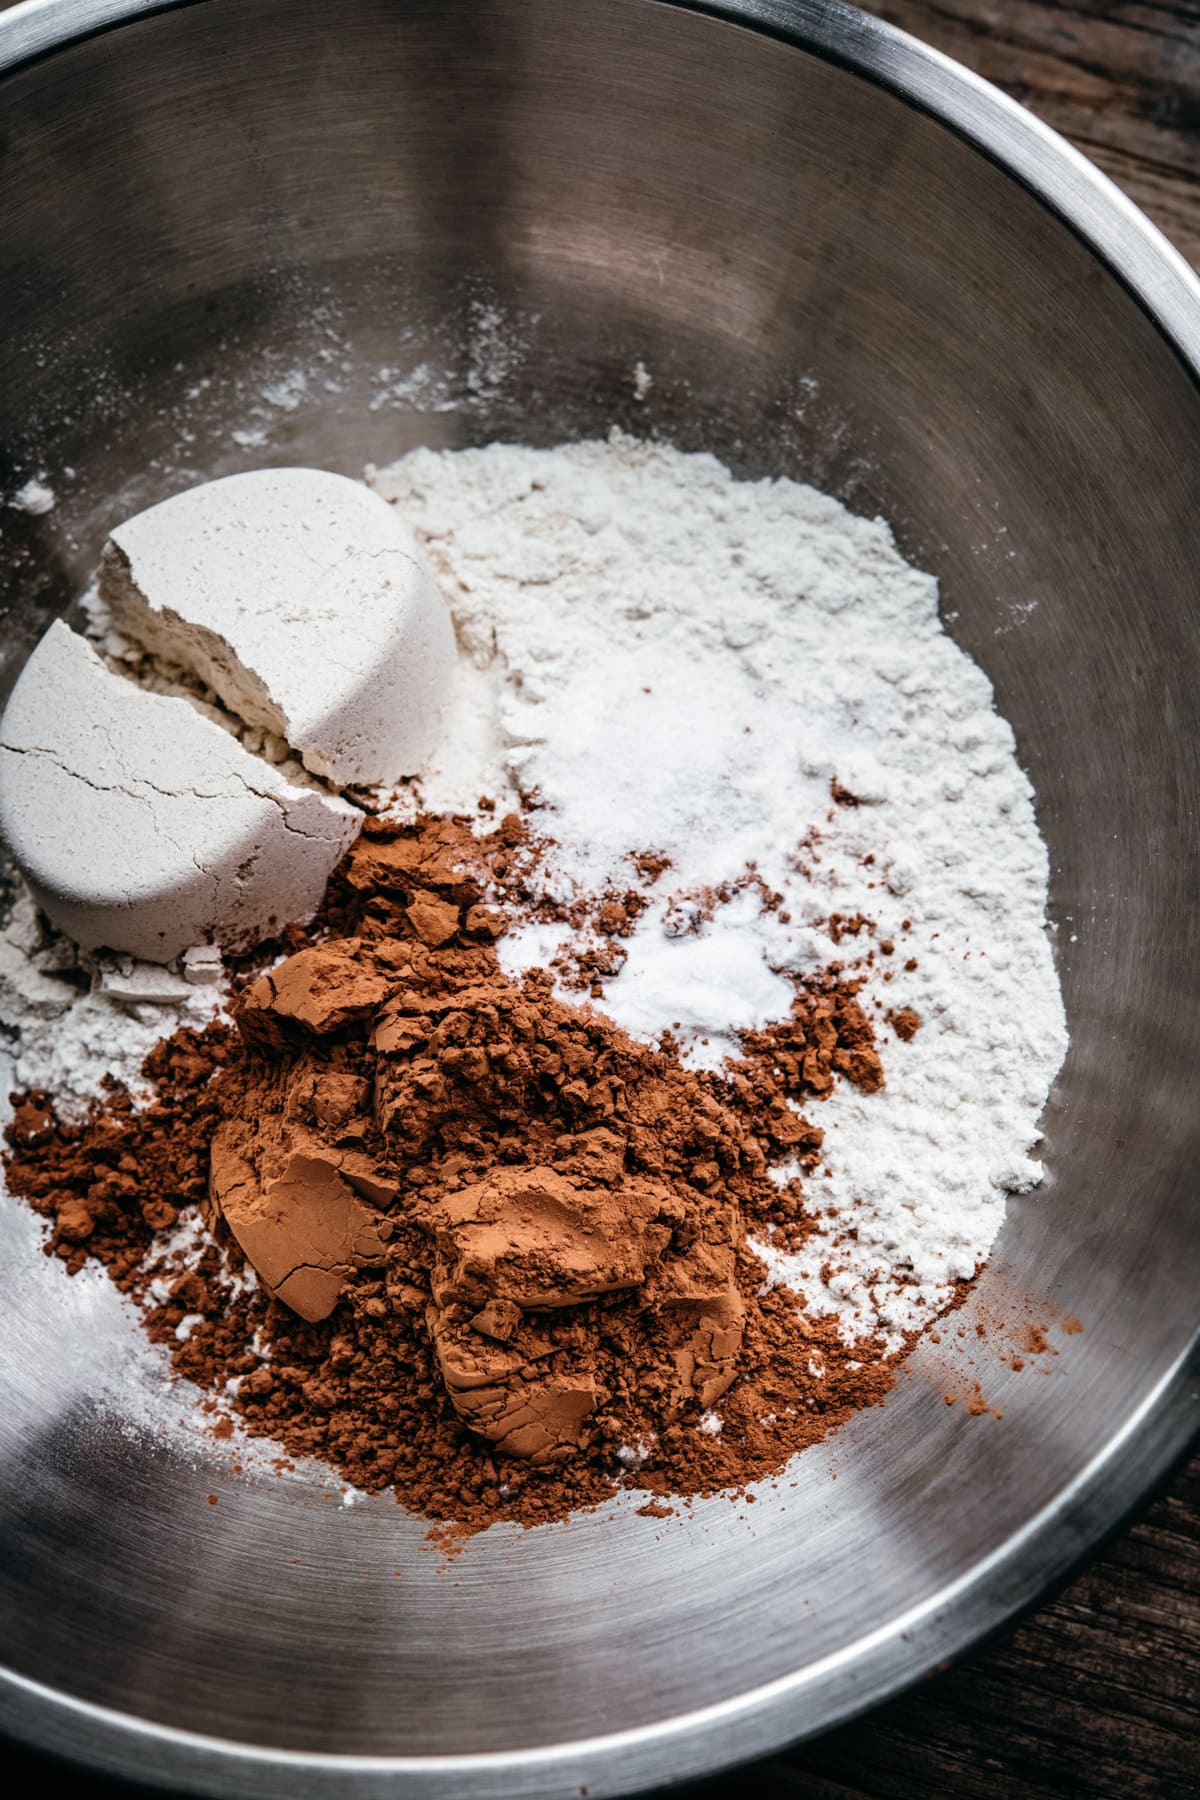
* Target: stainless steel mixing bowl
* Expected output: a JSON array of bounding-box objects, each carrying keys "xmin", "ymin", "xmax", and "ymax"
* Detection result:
[{"xmin": 0, "ymin": 1, "xmax": 1197, "ymax": 1794}]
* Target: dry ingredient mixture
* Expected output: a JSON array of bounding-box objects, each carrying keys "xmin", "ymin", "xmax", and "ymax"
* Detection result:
[
  {"xmin": 0, "ymin": 434, "xmax": 1068, "ymax": 1531},
  {"xmin": 6, "ymin": 813, "xmax": 902, "ymax": 1529}
]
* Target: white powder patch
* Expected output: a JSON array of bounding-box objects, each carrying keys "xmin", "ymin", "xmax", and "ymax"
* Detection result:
[
  {"xmin": 260, "ymin": 370, "xmax": 307, "ymax": 412},
  {"xmin": 370, "ymin": 363, "xmax": 458, "ymax": 415},
  {"xmin": 0, "ymin": 879, "xmax": 224, "ymax": 1116},
  {"xmin": 372, "ymin": 434, "xmax": 1068, "ymax": 1342},
  {"xmin": 368, "ymin": 301, "xmax": 529, "ymax": 419},
  {"xmin": 8, "ymin": 477, "xmax": 56, "ymax": 515},
  {"xmin": 610, "ymin": 893, "xmax": 795, "ymax": 1069}
]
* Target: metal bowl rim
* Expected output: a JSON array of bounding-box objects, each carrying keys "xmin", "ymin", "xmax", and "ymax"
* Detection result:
[{"xmin": 0, "ymin": 0, "xmax": 1197, "ymax": 1793}]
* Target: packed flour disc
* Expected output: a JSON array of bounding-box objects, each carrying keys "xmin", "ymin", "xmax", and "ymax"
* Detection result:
[
  {"xmin": 0, "ymin": 622, "xmax": 359, "ymax": 962},
  {"xmin": 101, "ymin": 467, "xmax": 456, "ymax": 787}
]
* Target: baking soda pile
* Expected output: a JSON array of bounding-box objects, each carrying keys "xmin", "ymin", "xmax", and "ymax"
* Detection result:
[{"xmin": 0, "ymin": 432, "xmax": 1067, "ymax": 1506}]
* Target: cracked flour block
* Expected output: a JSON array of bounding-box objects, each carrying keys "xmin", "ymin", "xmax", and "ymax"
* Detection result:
[
  {"xmin": 0, "ymin": 622, "xmax": 359, "ymax": 961},
  {"xmin": 100, "ymin": 467, "xmax": 455, "ymax": 787}
]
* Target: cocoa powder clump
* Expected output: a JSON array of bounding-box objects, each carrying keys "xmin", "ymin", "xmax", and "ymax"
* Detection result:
[
  {"xmin": 4, "ymin": 812, "xmax": 903, "ymax": 1534},
  {"xmin": 6, "ymin": 1025, "xmax": 233, "ymax": 1287}
]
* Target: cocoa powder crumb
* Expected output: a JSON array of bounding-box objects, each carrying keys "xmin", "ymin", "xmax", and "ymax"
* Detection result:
[
  {"xmin": 887, "ymin": 1007, "xmax": 921, "ymax": 1042},
  {"xmin": 963, "ymin": 1384, "xmax": 1002, "ymax": 1420},
  {"xmin": 827, "ymin": 911, "xmax": 870, "ymax": 946},
  {"xmin": 629, "ymin": 850, "xmax": 672, "ymax": 884}
]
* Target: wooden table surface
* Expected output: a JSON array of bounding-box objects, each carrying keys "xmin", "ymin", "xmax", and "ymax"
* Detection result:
[{"xmin": 1, "ymin": 3, "xmax": 1197, "ymax": 1798}]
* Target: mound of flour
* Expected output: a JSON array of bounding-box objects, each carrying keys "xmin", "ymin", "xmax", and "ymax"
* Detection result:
[{"xmin": 371, "ymin": 434, "xmax": 1068, "ymax": 1340}]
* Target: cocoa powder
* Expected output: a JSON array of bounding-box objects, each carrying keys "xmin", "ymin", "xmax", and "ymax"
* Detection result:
[{"xmin": 4, "ymin": 811, "xmax": 904, "ymax": 1534}]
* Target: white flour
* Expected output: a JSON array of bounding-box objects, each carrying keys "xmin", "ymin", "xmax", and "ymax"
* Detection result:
[
  {"xmin": 1, "ymin": 432, "xmax": 1067, "ymax": 1355},
  {"xmin": 0, "ymin": 882, "xmax": 222, "ymax": 1115},
  {"xmin": 371, "ymin": 434, "xmax": 1068, "ymax": 1341},
  {"xmin": 6, "ymin": 476, "xmax": 56, "ymax": 515}
]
